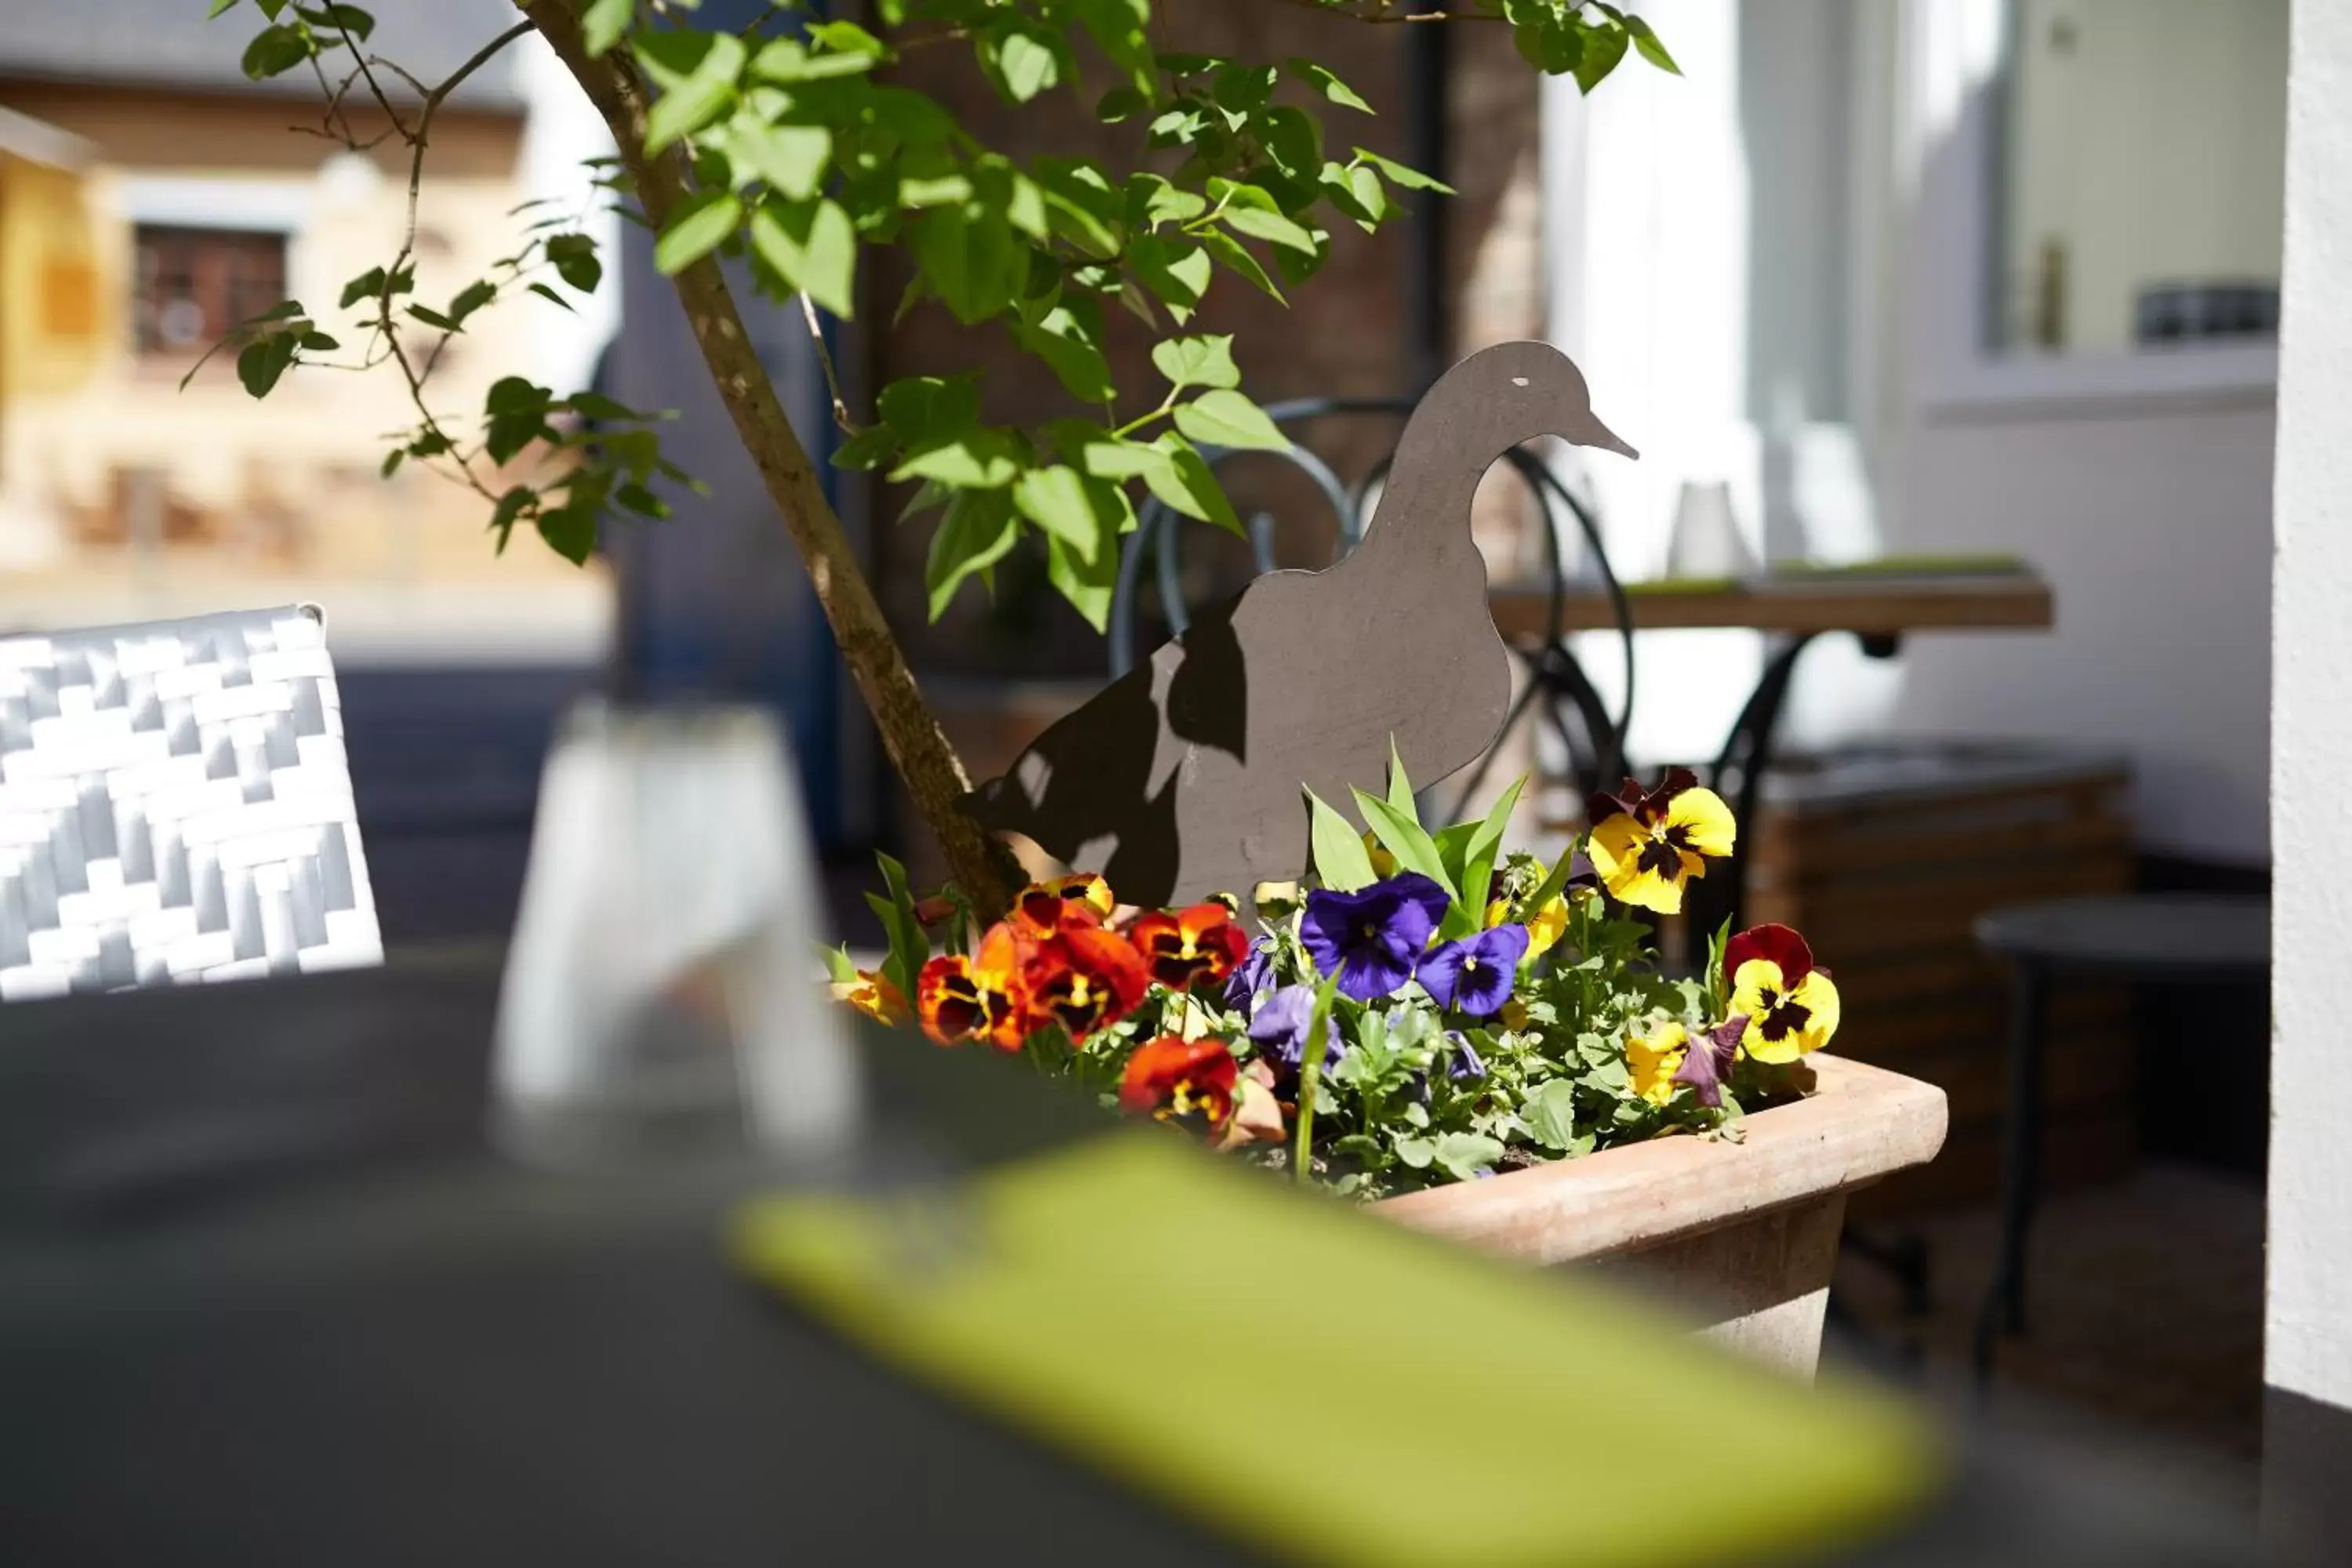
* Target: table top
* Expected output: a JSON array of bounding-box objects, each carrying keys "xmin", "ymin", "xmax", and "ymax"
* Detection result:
[
  {"xmin": 1489, "ymin": 570, "xmax": 2056, "ymax": 639},
  {"xmin": 0, "ymin": 951, "xmax": 2259, "ymax": 1566},
  {"xmin": 1975, "ymin": 894, "xmax": 2271, "ymax": 979}
]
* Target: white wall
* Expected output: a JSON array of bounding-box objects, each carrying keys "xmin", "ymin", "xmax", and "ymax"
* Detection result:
[
  {"xmin": 2267, "ymin": 0, "xmax": 2352, "ymax": 1425},
  {"xmin": 1888, "ymin": 405, "xmax": 2275, "ymax": 864},
  {"xmin": 1878, "ymin": 0, "xmax": 2277, "ymax": 868}
]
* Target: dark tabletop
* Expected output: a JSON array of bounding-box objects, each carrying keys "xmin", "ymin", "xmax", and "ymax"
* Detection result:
[
  {"xmin": 1974, "ymin": 895, "xmax": 2270, "ymax": 980},
  {"xmin": 0, "ymin": 950, "xmax": 2257, "ymax": 1566}
]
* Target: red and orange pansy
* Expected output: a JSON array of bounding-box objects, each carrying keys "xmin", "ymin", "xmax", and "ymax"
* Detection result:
[
  {"xmin": 1125, "ymin": 900, "xmax": 1250, "ymax": 991},
  {"xmin": 915, "ymin": 922, "xmax": 1029, "ymax": 1051},
  {"xmin": 1118, "ymin": 1036, "xmax": 1240, "ymax": 1131},
  {"xmin": 1022, "ymin": 920, "xmax": 1150, "ymax": 1039},
  {"xmin": 1011, "ymin": 873, "xmax": 1116, "ymax": 935}
]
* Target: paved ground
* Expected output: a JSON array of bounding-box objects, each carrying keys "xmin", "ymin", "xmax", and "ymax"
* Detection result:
[{"xmin": 1829, "ymin": 1162, "xmax": 2267, "ymax": 1517}]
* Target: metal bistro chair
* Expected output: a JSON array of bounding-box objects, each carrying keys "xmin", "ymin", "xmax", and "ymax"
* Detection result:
[
  {"xmin": 1107, "ymin": 396, "xmax": 1639, "ymax": 818},
  {"xmin": 0, "ymin": 605, "xmax": 383, "ymax": 1000}
]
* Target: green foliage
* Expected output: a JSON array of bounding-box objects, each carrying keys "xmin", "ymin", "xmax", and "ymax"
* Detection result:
[{"xmin": 201, "ymin": 0, "xmax": 1672, "ymax": 622}]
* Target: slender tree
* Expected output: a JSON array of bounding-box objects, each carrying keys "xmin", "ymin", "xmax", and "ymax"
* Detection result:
[{"xmin": 203, "ymin": 0, "xmax": 1674, "ymax": 919}]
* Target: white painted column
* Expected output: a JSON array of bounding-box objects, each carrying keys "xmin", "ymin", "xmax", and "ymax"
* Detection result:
[{"xmin": 2267, "ymin": 0, "xmax": 2352, "ymax": 1553}]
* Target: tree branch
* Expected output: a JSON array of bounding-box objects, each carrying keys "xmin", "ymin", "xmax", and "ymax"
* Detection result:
[{"xmin": 519, "ymin": 0, "xmax": 1025, "ymax": 920}]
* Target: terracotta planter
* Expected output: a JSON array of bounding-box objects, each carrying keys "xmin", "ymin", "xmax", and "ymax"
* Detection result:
[{"xmin": 1374, "ymin": 1055, "xmax": 1948, "ymax": 1378}]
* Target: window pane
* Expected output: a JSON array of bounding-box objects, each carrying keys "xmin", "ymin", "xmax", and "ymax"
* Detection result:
[
  {"xmin": 1994, "ymin": 0, "xmax": 2287, "ymax": 354},
  {"xmin": 129, "ymin": 225, "xmax": 288, "ymax": 357}
]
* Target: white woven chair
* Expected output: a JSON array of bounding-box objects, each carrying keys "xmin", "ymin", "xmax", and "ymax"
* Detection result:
[{"xmin": 0, "ymin": 604, "xmax": 382, "ymax": 1000}]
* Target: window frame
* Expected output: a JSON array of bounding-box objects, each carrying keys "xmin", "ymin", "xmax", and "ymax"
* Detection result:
[{"xmin": 1906, "ymin": 0, "xmax": 2279, "ymax": 419}]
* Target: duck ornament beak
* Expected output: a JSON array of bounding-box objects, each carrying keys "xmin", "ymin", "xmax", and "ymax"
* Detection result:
[{"xmin": 1576, "ymin": 411, "xmax": 1639, "ymax": 462}]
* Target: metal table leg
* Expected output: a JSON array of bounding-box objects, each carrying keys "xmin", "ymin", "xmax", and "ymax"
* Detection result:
[{"xmin": 1975, "ymin": 959, "xmax": 2052, "ymax": 1383}]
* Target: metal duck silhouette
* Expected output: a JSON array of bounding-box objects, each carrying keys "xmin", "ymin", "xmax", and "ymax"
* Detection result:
[{"xmin": 963, "ymin": 341, "xmax": 1638, "ymax": 907}]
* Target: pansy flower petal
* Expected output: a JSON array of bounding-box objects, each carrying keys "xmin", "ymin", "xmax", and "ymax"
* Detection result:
[
  {"xmin": 1625, "ymin": 1019, "xmax": 1690, "ymax": 1105},
  {"xmin": 1726, "ymin": 924, "xmax": 1813, "ymax": 987}
]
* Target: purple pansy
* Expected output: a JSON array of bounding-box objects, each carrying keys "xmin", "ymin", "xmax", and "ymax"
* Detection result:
[
  {"xmin": 1301, "ymin": 873, "xmax": 1449, "ymax": 1001},
  {"xmin": 1446, "ymin": 1032, "xmax": 1487, "ymax": 1082},
  {"xmin": 1673, "ymin": 1014, "xmax": 1746, "ymax": 1108},
  {"xmin": 1224, "ymin": 935, "xmax": 1279, "ymax": 1008},
  {"xmin": 1246, "ymin": 984, "xmax": 1344, "ymax": 1075},
  {"xmin": 1417, "ymin": 924, "xmax": 1530, "ymax": 1018}
]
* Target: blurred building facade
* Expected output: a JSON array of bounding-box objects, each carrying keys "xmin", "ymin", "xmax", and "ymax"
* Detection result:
[{"xmin": 0, "ymin": 0, "xmax": 606, "ymax": 656}]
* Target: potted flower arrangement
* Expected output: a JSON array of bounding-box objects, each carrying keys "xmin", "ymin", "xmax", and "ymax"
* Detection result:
[{"xmin": 832, "ymin": 754, "xmax": 1948, "ymax": 1374}]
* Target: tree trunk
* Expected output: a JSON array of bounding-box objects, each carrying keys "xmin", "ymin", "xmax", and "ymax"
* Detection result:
[{"xmin": 522, "ymin": 1, "xmax": 1024, "ymax": 922}]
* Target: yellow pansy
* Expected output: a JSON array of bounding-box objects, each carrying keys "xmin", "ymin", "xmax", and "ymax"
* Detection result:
[
  {"xmin": 1624, "ymin": 1020, "xmax": 1690, "ymax": 1106},
  {"xmin": 1584, "ymin": 768, "xmax": 1735, "ymax": 915},
  {"xmin": 1724, "ymin": 924, "xmax": 1840, "ymax": 1063}
]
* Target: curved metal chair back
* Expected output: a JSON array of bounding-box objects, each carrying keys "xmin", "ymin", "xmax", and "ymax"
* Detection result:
[{"xmin": 1107, "ymin": 396, "xmax": 1638, "ymax": 811}]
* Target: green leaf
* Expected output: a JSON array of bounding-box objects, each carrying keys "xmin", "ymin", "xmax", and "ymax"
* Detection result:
[
  {"xmin": 910, "ymin": 204, "xmax": 1021, "ymax": 324},
  {"xmin": 488, "ymin": 485, "xmax": 535, "ymax": 549},
  {"xmin": 582, "ymin": 0, "xmax": 634, "ymax": 56},
  {"xmin": 1352, "ymin": 147, "xmax": 1453, "ymax": 195},
  {"xmin": 1172, "ymin": 389, "xmax": 1287, "ymax": 452},
  {"xmin": 1526, "ymin": 837, "xmax": 1586, "ymax": 918},
  {"xmin": 1150, "ymin": 334, "xmax": 1240, "ymax": 391},
  {"xmin": 1453, "ymin": 775, "xmax": 1528, "ymax": 930},
  {"xmin": 1130, "ymin": 236, "xmax": 1211, "ymax": 322},
  {"xmin": 1307, "ymin": 788, "xmax": 1377, "ymax": 891},
  {"xmin": 748, "ymin": 197, "xmax": 855, "ymax": 316},
  {"xmin": 1014, "ymin": 307, "xmax": 1114, "ymax": 403},
  {"xmin": 1574, "ymin": 23, "xmax": 1632, "ymax": 95},
  {"xmin": 738, "ymin": 123, "xmax": 830, "ymax": 201},
  {"xmin": 1292, "ymin": 968, "xmax": 1344, "ymax": 1183},
  {"xmin": 831, "ymin": 423, "xmax": 898, "ymax": 471},
  {"xmin": 379, "ymin": 448, "xmax": 403, "ymax": 478},
  {"xmin": 234, "ymin": 334, "xmax": 297, "ymax": 397},
  {"xmin": 1145, "ymin": 433, "xmax": 1242, "ymax": 535},
  {"xmin": 1384, "ymin": 734, "xmax": 1417, "ymax": 818},
  {"xmin": 1353, "ymin": 788, "xmax": 1456, "ymax": 903},
  {"xmin": 1070, "ymin": 0, "xmax": 1154, "ymax": 93},
  {"xmin": 822, "ymin": 943, "xmax": 858, "ymax": 987},
  {"xmin": 895, "ymin": 427, "xmax": 1021, "ymax": 488},
  {"xmin": 1195, "ymin": 227, "xmax": 1283, "ymax": 302},
  {"xmin": 240, "ymin": 24, "xmax": 314, "ymax": 80},
  {"xmin": 1046, "ymin": 528, "xmax": 1119, "ymax": 632},
  {"xmin": 1261, "ymin": 105, "xmax": 1323, "ymax": 180},
  {"xmin": 1014, "ymin": 465, "xmax": 1107, "ymax": 564},
  {"xmin": 526, "ymin": 281, "xmax": 577, "ymax": 313},
  {"xmin": 877, "ymin": 376, "xmax": 978, "ymax": 445},
  {"xmin": 807, "ymin": 20, "xmax": 888, "ymax": 58},
  {"xmin": 1095, "ymin": 86, "xmax": 1147, "ymax": 123},
  {"xmin": 869, "ymin": 851, "xmax": 929, "ymax": 1004},
  {"xmin": 1221, "ymin": 205, "xmax": 1319, "ymax": 257},
  {"xmin": 1520, "ymin": 1080, "xmax": 1582, "ymax": 1153},
  {"xmin": 924, "ymin": 488, "xmax": 1022, "ymax": 620},
  {"xmin": 988, "ymin": 28, "xmax": 1061, "ymax": 104},
  {"xmin": 1433, "ymin": 1131, "xmax": 1506, "ymax": 1183},
  {"xmin": 655, "ymin": 191, "xmax": 742, "ymax": 274},
  {"xmin": 1626, "ymin": 16, "xmax": 1682, "ymax": 74},
  {"xmin": 445, "ymin": 277, "xmax": 496, "ymax": 327},
  {"xmin": 294, "ymin": 3, "xmax": 372, "ymax": 39},
  {"xmin": 750, "ymin": 38, "xmax": 879, "ymax": 83},
  {"xmin": 1283, "ymin": 57, "xmax": 1373, "ymax": 114},
  {"xmin": 644, "ymin": 32, "xmax": 745, "ymax": 154},
  {"xmin": 208, "ymin": 0, "xmax": 242, "ymax": 16},
  {"xmin": 337, "ymin": 266, "xmax": 386, "ymax": 310},
  {"xmin": 539, "ymin": 498, "xmax": 601, "ymax": 563}
]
